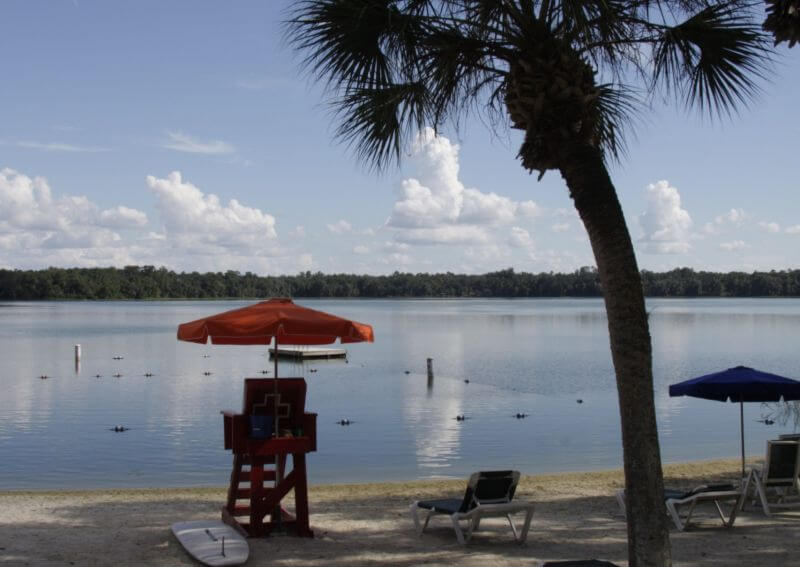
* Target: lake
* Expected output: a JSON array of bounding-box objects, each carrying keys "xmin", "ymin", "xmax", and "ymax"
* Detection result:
[{"xmin": 1, "ymin": 298, "xmax": 799, "ymax": 490}]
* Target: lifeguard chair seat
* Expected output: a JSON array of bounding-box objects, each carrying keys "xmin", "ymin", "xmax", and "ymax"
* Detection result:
[{"xmin": 221, "ymin": 377, "xmax": 317, "ymax": 537}]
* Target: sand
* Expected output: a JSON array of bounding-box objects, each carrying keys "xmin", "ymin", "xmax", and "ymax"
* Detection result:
[{"xmin": 1, "ymin": 458, "xmax": 799, "ymax": 566}]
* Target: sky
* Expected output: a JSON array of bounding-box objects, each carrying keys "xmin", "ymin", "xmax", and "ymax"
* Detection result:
[{"xmin": 2, "ymin": 1, "xmax": 799, "ymax": 276}]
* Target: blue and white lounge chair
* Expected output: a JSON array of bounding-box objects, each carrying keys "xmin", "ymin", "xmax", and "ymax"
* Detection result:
[
  {"xmin": 410, "ymin": 470, "xmax": 534, "ymax": 544},
  {"xmin": 616, "ymin": 483, "xmax": 743, "ymax": 531},
  {"xmin": 741, "ymin": 439, "xmax": 800, "ymax": 515}
]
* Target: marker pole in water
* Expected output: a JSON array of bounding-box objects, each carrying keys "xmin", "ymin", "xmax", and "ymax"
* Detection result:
[
  {"xmin": 427, "ymin": 357, "xmax": 434, "ymax": 388},
  {"xmin": 74, "ymin": 344, "xmax": 81, "ymax": 374}
]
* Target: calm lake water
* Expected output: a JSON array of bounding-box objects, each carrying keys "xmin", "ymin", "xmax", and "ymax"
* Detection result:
[{"xmin": 1, "ymin": 298, "xmax": 799, "ymax": 490}]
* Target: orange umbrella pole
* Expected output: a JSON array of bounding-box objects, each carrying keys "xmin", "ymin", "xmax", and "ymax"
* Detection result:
[{"xmin": 273, "ymin": 332, "xmax": 280, "ymax": 438}]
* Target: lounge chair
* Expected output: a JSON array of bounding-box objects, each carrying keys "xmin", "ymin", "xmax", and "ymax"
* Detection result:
[
  {"xmin": 741, "ymin": 439, "xmax": 800, "ymax": 515},
  {"xmin": 537, "ymin": 562, "xmax": 620, "ymax": 567},
  {"xmin": 616, "ymin": 484, "xmax": 743, "ymax": 531},
  {"xmin": 410, "ymin": 470, "xmax": 534, "ymax": 544}
]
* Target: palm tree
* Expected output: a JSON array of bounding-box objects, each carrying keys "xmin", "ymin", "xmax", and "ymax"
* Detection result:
[
  {"xmin": 764, "ymin": 0, "xmax": 800, "ymax": 46},
  {"xmin": 286, "ymin": 2, "xmax": 771, "ymax": 564}
]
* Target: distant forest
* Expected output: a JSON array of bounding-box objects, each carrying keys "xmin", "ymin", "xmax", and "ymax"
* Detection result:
[{"xmin": 1, "ymin": 266, "xmax": 800, "ymax": 300}]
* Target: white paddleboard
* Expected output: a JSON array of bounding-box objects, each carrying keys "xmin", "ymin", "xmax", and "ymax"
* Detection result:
[{"xmin": 171, "ymin": 520, "xmax": 249, "ymax": 566}]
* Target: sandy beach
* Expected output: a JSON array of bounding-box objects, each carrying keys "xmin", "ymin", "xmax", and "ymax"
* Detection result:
[{"xmin": 1, "ymin": 458, "xmax": 798, "ymax": 566}]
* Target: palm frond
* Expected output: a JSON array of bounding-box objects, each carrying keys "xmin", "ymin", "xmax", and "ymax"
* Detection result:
[
  {"xmin": 763, "ymin": 0, "xmax": 800, "ymax": 47},
  {"xmin": 650, "ymin": 3, "xmax": 772, "ymax": 117},
  {"xmin": 332, "ymin": 82, "xmax": 430, "ymax": 170},
  {"xmin": 591, "ymin": 84, "xmax": 640, "ymax": 163}
]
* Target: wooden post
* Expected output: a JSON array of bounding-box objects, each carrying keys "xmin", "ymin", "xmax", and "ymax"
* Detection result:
[{"xmin": 426, "ymin": 357, "xmax": 434, "ymax": 388}]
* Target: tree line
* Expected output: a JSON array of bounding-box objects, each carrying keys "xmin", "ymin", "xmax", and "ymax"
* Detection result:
[{"xmin": 1, "ymin": 266, "xmax": 800, "ymax": 300}]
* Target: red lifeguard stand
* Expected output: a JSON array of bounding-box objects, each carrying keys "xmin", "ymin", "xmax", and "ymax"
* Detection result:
[{"xmin": 221, "ymin": 378, "xmax": 317, "ymax": 537}]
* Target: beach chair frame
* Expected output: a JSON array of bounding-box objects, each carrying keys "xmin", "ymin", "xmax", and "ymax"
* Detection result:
[
  {"xmin": 410, "ymin": 470, "xmax": 534, "ymax": 544},
  {"xmin": 741, "ymin": 439, "xmax": 800, "ymax": 516},
  {"xmin": 616, "ymin": 485, "xmax": 743, "ymax": 531},
  {"xmin": 664, "ymin": 487, "xmax": 743, "ymax": 531}
]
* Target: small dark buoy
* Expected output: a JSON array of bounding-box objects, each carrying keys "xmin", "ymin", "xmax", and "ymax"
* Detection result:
[
  {"xmin": 112, "ymin": 356, "xmax": 124, "ymax": 360},
  {"xmin": 404, "ymin": 370, "xmax": 410, "ymax": 374},
  {"xmin": 309, "ymin": 368, "xmax": 318, "ymax": 373},
  {"xmin": 202, "ymin": 354, "xmax": 210, "ymax": 358},
  {"xmin": 144, "ymin": 373, "xmax": 153, "ymax": 377},
  {"xmin": 514, "ymin": 413, "xmax": 528, "ymax": 419},
  {"xmin": 259, "ymin": 369, "xmax": 270, "ymax": 374},
  {"xmin": 39, "ymin": 375, "xmax": 49, "ymax": 380},
  {"xmin": 336, "ymin": 419, "xmax": 352, "ymax": 425},
  {"xmin": 464, "ymin": 379, "xmax": 470, "ymax": 384},
  {"xmin": 111, "ymin": 425, "xmax": 129, "ymax": 432},
  {"xmin": 576, "ymin": 399, "xmax": 583, "ymax": 404},
  {"xmin": 113, "ymin": 373, "xmax": 123, "ymax": 378},
  {"xmin": 455, "ymin": 414, "xmax": 467, "ymax": 421},
  {"xmin": 94, "ymin": 374, "xmax": 102, "ymax": 378},
  {"xmin": 203, "ymin": 371, "xmax": 212, "ymax": 376}
]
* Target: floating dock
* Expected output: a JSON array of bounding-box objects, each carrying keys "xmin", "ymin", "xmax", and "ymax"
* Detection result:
[{"xmin": 269, "ymin": 346, "xmax": 347, "ymax": 360}]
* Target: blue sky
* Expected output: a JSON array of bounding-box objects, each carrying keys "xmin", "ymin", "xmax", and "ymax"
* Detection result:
[{"xmin": 2, "ymin": 1, "xmax": 799, "ymax": 275}]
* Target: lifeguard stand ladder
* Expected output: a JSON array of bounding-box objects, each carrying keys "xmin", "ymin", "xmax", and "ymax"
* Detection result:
[{"xmin": 221, "ymin": 378, "xmax": 317, "ymax": 537}]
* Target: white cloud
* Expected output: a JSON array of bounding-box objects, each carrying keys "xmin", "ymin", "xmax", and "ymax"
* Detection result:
[
  {"xmin": 551, "ymin": 223, "xmax": 570, "ymax": 232},
  {"xmin": 757, "ymin": 221, "xmax": 780, "ymax": 233},
  {"xmin": 638, "ymin": 180, "xmax": 692, "ymax": 254},
  {"xmin": 395, "ymin": 225, "xmax": 489, "ymax": 245},
  {"xmin": 508, "ymin": 227, "xmax": 533, "ymax": 249},
  {"xmin": 720, "ymin": 240, "xmax": 748, "ymax": 251},
  {"xmin": 381, "ymin": 241, "xmax": 410, "ymax": 253},
  {"xmin": 0, "ymin": 167, "xmax": 146, "ymax": 241},
  {"xmin": 377, "ymin": 252, "xmax": 413, "ymax": 266},
  {"xmin": 162, "ymin": 132, "xmax": 235, "ymax": 155},
  {"xmin": 17, "ymin": 141, "xmax": 110, "ymax": 152},
  {"xmin": 353, "ymin": 245, "xmax": 370, "ymax": 254},
  {"xmin": 99, "ymin": 206, "xmax": 148, "ymax": 228},
  {"xmin": 388, "ymin": 128, "xmax": 540, "ymax": 235},
  {"xmin": 146, "ymin": 171, "xmax": 277, "ymax": 252},
  {"xmin": 786, "ymin": 225, "xmax": 800, "ymax": 235},
  {"xmin": 326, "ymin": 220, "xmax": 352, "ymax": 234},
  {"xmin": 716, "ymin": 208, "xmax": 747, "ymax": 225},
  {"xmin": 702, "ymin": 208, "xmax": 750, "ymax": 235}
]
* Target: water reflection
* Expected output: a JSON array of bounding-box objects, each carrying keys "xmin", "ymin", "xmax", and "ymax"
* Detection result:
[{"xmin": 2, "ymin": 298, "xmax": 800, "ymax": 489}]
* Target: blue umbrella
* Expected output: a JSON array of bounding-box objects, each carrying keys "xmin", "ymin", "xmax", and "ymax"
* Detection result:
[{"xmin": 669, "ymin": 366, "xmax": 800, "ymax": 477}]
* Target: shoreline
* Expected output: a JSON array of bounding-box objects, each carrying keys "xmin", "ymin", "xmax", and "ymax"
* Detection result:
[
  {"xmin": 0, "ymin": 457, "xmax": 754, "ymax": 497},
  {"xmin": 3, "ymin": 458, "xmax": 799, "ymax": 566}
]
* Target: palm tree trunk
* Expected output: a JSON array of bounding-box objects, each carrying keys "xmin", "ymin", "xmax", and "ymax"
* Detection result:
[{"xmin": 558, "ymin": 142, "xmax": 671, "ymax": 566}]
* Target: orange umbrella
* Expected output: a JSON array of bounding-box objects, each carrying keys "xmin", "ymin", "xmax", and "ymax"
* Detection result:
[
  {"xmin": 177, "ymin": 298, "xmax": 374, "ymax": 435},
  {"xmin": 177, "ymin": 297, "xmax": 374, "ymax": 346}
]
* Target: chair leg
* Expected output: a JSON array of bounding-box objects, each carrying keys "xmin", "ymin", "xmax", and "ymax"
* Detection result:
[
  {"xmin": 615, "ymin": 490, "xmax": 627, "ymax": 517},
  {"xmin": 666, "ymin": 500, "xmax": 686, "ymax": 531},
  {"xmin": 739, "ymin": 471, "xmax": 754, "ymax": 511},
  {"xmin": 754, "ymin": 474, "xmax": 771, "ymax": 516},
  {"xmin": 451, "ymin": 515, "xmax": 467, "ymax": 545},
  {"xmin": 518, "ymin": 508, "xmax": 534, "ymax": 544},
  {"xmin": 714, "ymin": 497, "xmax": 739, "ymax": 528},
  {"xmin": 506, "ymin": 514, "xmax": 518, "ymax": 540},
  {"xmin": 423, "ymin": 510, "xmax": 434, "ymax": 531}
]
